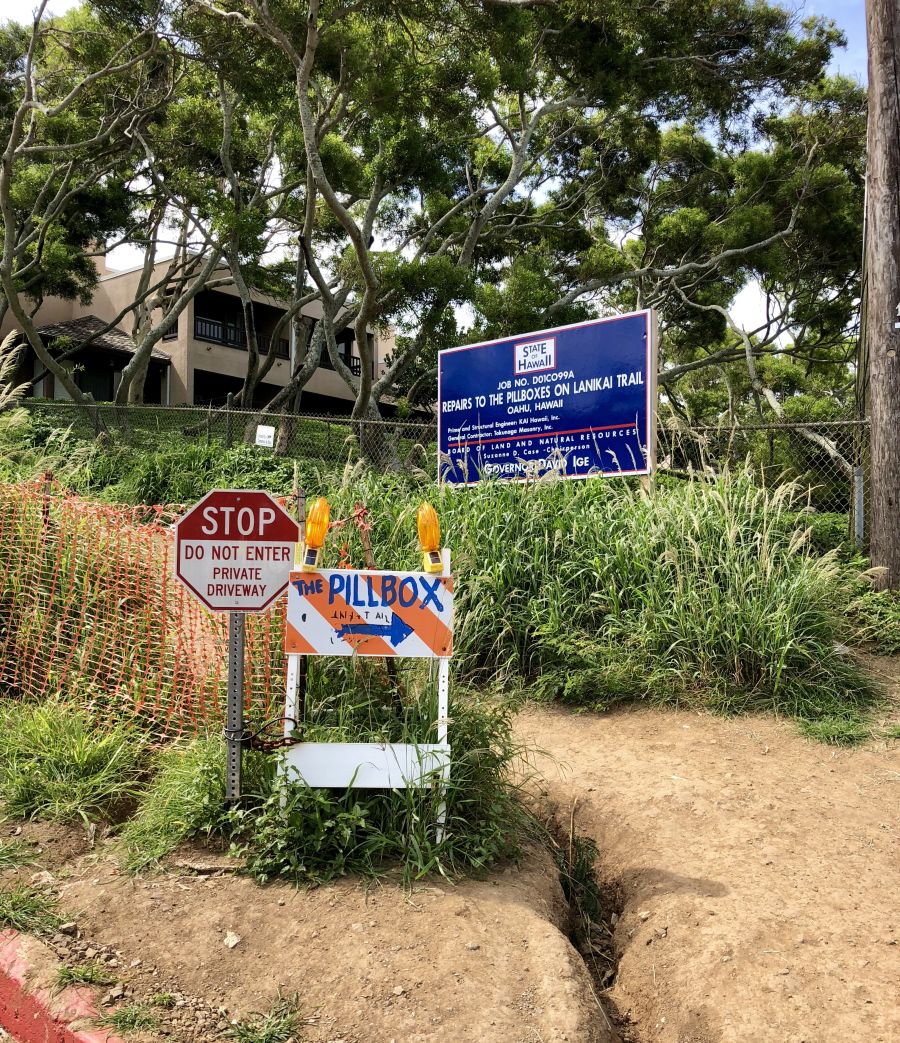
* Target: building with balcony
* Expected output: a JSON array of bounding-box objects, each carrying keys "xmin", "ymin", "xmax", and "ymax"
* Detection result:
[{"xmin": 2, "ymin": 254, "xmax": 392, "ymax": 412}]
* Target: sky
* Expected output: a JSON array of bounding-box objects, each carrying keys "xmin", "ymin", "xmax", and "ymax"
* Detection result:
[
  {"xmin": 3, "ymin": 0, "xmax": 870, "ymax": 77},
  {"xmin": 3, "ymin": 0, "xmax": 868, "ymax": 326}
]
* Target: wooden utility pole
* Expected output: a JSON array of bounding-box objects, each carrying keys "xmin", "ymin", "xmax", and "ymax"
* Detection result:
[{"xmin": 865, "ymin": 0, "xmax": 900, "ymax": 589}]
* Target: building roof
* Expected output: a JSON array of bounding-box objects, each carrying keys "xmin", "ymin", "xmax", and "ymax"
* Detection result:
[{"xmin": 34, "ymin": 316, "xmax": 171, "ymax": 363}]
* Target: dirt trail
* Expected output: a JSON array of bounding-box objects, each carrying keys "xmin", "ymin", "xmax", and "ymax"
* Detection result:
[
  {"xmin": 5, "ymin": 665, "xmax": 900, "ymax": 1043},
  {"xmin": 515, "ymin": 700, "xmax": 900, "ymax": 1043},
  {"xmin": 45, "ymin": 843, "xmax": 611, "ymax": 1043}
]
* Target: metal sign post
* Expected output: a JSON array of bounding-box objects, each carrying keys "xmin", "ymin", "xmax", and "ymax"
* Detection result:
[
  {"xmin": 172, "ymin": 490, "xmax": 299, "ymax": 807},
  {"xmin": 225, "ymin": 611, "xmax": 245, "ymax": 805}
]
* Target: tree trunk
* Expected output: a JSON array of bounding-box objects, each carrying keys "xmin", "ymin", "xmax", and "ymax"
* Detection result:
[{"xmin": 865, "ymin": 0, "xmax": 900, "ymax": 589}]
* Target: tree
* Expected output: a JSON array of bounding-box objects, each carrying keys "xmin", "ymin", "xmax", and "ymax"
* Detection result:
[
  {"xmin": 191, "ymin": 0, "xmax": 846, "ymax": 450},
  {"xmin": 0, "ymin": 1, "xmax": 174, "ymax": 403},
  {"xmin": 863, "ymin": 0, "xmax": 900, "ymax": 589},
  {"xmin": 615, "ymin": 78, "xmax": 867, "ymax": 419}
]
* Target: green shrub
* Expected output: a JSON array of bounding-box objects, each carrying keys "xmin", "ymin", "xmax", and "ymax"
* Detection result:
[
  {"xmin": 121, "ymin": 735, "xmax": 273, "ymax": 872},
  {"xmin": 227, "ymin": 690, "xmax": 530, "ymax": 884},
  {"xmin": 0, "ymin": 701, "xmax": 144, "ymax": 824},
  {"xmin": 779, "ymin": 508, "xmax": 863, "ymax": 558},
  {"xmin": 846, "ymin": 583, "xmax": 900, "ymax": 655}
]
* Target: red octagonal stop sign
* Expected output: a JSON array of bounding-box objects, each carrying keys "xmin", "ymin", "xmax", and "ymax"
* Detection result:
[{"xmin": 174, "ymin": 490, "xmax": 299, "ymax": 613}]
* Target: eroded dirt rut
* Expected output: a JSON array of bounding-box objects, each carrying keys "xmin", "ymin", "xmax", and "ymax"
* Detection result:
[{"xmin": 515, "ymin": 703, "xmax": 900, "ymax": 1043}]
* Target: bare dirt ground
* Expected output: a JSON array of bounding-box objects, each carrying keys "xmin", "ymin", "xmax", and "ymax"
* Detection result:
[
  {"xmin": 4, "ymin": 827, "xmax": 610, "ymax": 1043},
  {"xmin": 4, "ymin": 656, "xmax": 898, "ymax": 1043},
  {"xmin": 515, "ymin": 661, "xmax": 900, "ymax": 1043}
]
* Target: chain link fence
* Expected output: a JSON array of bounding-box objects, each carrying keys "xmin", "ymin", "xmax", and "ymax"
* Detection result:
[
  {"xmin": 19, "ymin": 399, "xmax": 438, "ymax": 473},
  {"xmin": 17, "ymin": 399, "xmax": 870, "ymax": 546},
  {"xmin": 657, "ymin": 417, "xmax": 870, "ymax": 546}
]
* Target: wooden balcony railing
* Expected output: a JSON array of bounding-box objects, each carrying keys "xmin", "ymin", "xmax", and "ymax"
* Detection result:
[{"xmin": 194, "ymin": 316, "xmax": 289, "ymax": 359}]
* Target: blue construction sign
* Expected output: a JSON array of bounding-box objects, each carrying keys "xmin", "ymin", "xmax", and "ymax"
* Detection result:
[{"xmin": 437, "ymin": 311, "xmax": 657, "ymax": 484}]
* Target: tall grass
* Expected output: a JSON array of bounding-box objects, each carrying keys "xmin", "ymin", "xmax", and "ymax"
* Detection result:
[
  {"xmin": 330, "ymin": 470, "xmax": 877, "ymax": 726},
  {"xmin": 228, "ymin": 686, "xmax": 531, "ymax": 885},
  {"xmin": 0, "ymin": 884, "xmax": 62, "ymax": 933},
  {"xmin": 121, "ymin": 735, "xmax": 272, "ymax": 871},
  {"xmin": 121, "ymin": 674, "xmax": 530, "ymax": 883},
  {"xmin": 0, "ymin": 700, "xmax": 145, "ymax": 824},
  {"xmin": 1, "ymin": 408, "xmax": 879, "ymax": 732}
]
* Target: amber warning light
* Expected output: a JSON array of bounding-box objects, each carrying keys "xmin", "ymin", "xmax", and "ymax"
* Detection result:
[
  {"xmin": 417, "ymin": 502, "xmax": 442, "ymax": 574},
  {"xmin": 301, "ymin": 497, "xmax": 330, "ymax": 572}
]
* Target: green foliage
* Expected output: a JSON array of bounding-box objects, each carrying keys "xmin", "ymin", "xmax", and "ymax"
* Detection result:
[
  {"xmin": 121, "ymin": 736, "xmax": 272, "ymax": 872},
  {"xmin": 0, "ymin": 407, "xmax": 344, "ymax": 504},
  {"xmin": 846, "ymin": 585, "xmax": 900, "ymax": 656},
  {"xmin": 149, "ymin": 992, "xmax": 176, "ymax": 1008},
  {"xmin": 1, "ymin": 413, "xmax": 880, "ymax": 742},
  {"xmin": 0, "ymin": 839, "xmax": 35, "ymax": 869},
  {"xmin": 552, "ymin": 830, "xmax": 606, "ymax": 948},
  {"xmin": 792, "ymin": 511, "xmax": 854, "ymax": 556},
  {"xmin": 0, "ymin": 701, "xmax": 145, "ymax": 824},
  {"xmin": 0, "ymin": 884, "xmax": 62, "ymax": 933},
  {"xmin": 55, "ymin": 962, "xmax": 114, "ymax": 989},
  {"xmin": 227, "ymin": 688, "xmax": 530, "ymax": 885},
  {"xmin": 798, "ymin": 717, "xmax": 871, "ymax": 746},
  {"xmin": 226, "ymin": 994, "xmax": 306, "ymax": 1043},
  {"xmin": 100, "ymin": 1004, "xmax": 159, "ymax": 1032}
]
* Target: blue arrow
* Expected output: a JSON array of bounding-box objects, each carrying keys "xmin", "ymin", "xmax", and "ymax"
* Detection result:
[{"xmin": 336, "ymin": 614, "xmax": 414, "ymax": 647}]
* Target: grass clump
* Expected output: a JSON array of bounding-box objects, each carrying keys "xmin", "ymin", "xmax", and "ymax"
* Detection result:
[
  {"xmin": 0, "ymin": 701, "xmax": 144, "ymax": 824},
  {"xmin": 121, "ymin": 735, "xmax": 272, "ymax": 872},
  {"xmin": 0, "ymin": 839, "xmax": 35, "ymax": 869},
  {"xmin": 149, "ymin": 992, "xmax": 176, "ymax": 1008},
  {"xmin": 0, "ymin": 884, "xmax": 61, "ymax": 933},
  {"xmin": 123, "ymin": 661, "xmax": 528, "ymax": 884},
  {"xmin": 226, "ymin": 993, "xmax": 308, "ymax": 1043},
  {"xmin": 55, "ymin": 962, "xmax": 114, "ymax": 989},
  {"xmin": 228, "ymin": 681, "xmax": 531, "ymax": 885},
  {"xmin": 798, "ymin": 716, "xmax": 871, "ymax": 745},
  {"xmin": 846, "ymin": 583, "xmax": 900, "ymax": 655},
  {"xmin": 100, "ymin": 1003, "xmax": 159, "ymax": 1032}
]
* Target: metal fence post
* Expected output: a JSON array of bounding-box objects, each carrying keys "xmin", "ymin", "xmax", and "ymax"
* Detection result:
[
  {"xmin": 853, "ymin": 465, "xmax": 865, "ymax": 548},
  {"xmin": 225, "ymin": 392, "xmax": 234, "ymax": 448},
  {"xmin": 225, "ymin": 611, "xmax": 245, "ymax": 805}
]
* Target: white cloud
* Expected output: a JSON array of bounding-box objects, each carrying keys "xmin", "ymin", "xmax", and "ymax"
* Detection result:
[{"xmin": 3, "ymin": 0, "xmax": 79, "ymax": 24}]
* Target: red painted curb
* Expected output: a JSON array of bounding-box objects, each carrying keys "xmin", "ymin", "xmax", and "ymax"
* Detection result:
[{"xmin": 0, "ymin": 930, "xmax": 124, "ymax": 1043}]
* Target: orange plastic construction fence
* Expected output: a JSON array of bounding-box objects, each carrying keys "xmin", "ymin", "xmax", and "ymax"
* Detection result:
[{"xmin": 0, "ymin": 482, "xmax": 286, "ymax": 742}]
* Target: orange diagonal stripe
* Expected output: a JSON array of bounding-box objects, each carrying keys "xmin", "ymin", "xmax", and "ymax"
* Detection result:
[
  {"xmin": 370, "ymin": 576, "xmax": 453, "ymax": 658},
  {"xmin": 302, "ymin": 579, "xmax": 396, "ymax": 657},
  {"xmin": 285, "ymin": 622, "xmax": 317, "ymax": 655}
]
